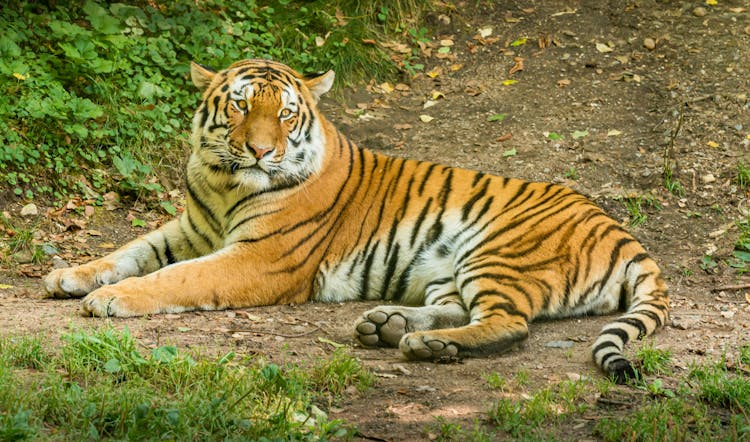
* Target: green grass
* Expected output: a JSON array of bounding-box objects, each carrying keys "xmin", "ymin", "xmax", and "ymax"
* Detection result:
[
  {"xmin": 619, "ymin": 193, "xmax": 661, "ymax": 228},
  {"xmin": 737, "ymin": 160, "xmax": 750, "ymax": 188},
  {"xmin": 635, "ymin": 340, "xmax": 672, "ymax": 376},
  {"xmin": 428, "ymin": 346, "xmax": 750, "ymax": 441},
  {"xmin": 487, "ymin": 380, "xmax": 589, "ymax": 438},
  {"xmin": 0, "ymin": 327, "xmax": 371, "ymax": 440}
]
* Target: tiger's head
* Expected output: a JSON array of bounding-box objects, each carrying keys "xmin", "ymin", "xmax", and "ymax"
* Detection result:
[{"xmin": 189, "ymin": 59, "xmax": 335, "ymax": 190}]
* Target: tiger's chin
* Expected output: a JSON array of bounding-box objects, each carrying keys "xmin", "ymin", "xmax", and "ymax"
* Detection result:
[{"xmin": 234, "ymin": 166, "xmax": 273, "ymax": 190}]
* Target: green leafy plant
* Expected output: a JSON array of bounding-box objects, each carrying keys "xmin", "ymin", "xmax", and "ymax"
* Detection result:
[
  {"xmin": 564, "ymin": 167, "xmax": 580, "ymax": 180},
  {"xmin": 0, "ymin": 0, "xmax": 427, "ymax": 201},
  {"xmin": 737, "ymin": 160, "xmax": 750, "ymax": 188}
]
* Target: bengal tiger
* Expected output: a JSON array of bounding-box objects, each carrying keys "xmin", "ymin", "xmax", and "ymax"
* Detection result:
[{"xmin": 44, "ymin": 59, "xmax": 669, "ymax": 382}]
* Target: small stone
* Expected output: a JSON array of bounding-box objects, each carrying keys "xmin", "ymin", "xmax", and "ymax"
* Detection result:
[
  {"xmin": 701, "ymin": 173, "xmax": 716, "ymax": 184},
  {"xmin": 643, "ymin": 38, "xmax": 656, "ymax": 50},
  {"xmin": 720, "ymin": 310, "xmax": 735, "ymax": 319},
  {"xmin": 671, "ymin": 315, "xmax": 700, "ymax": 330},
  {"xmin": 545, "ymin": 340, "xmax": 575, "ymax": 348},
  {"xmin": 12, "ymin": 250, "xmax": 33, "ymax": 264},
  {"xmin": 42, "ymin": 244, "xmax": 59, "ymax": 255},
  {"xmin": 51, "ymin": 256, "xmax": 70, "ymax": 269},
  {"xmin": 693, "ymin": 6, "xmax": 707, "ymax": 17},
  {"xmin": 20, "ymin": 203, "xmax": 38, "ymax": 217}
]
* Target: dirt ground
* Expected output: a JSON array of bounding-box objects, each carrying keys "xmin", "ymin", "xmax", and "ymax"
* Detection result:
[{"xmin": 2, "ymin": 1, "xmax": 750, "ymax": 440}]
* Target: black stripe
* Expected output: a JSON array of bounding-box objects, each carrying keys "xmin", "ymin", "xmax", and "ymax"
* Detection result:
[
  {"xmin": 596, "ymin": 327, "xmax": 631, "ymax": 346},
  {"xmin": 461, "ymin": 178, "xmax": 490, "ymax": 221},
  {"xmin": 146, "ymin": 240, "xmax": 165, "ymax": 268},
  {"xmin": 186, "ymin": 178, "xmax": 221, "ymax": 235},
  {"xmin": 381, "ymin": 243, "xmax": 401, "ymax": 299},
  {"xmin": 613, "ymin": 317, "xmax": 648, "ymax": 339},
  {"xmin": 418, "ymin": 163, "xmax": 438, "ymax": 195},
  {"xmin": 163, "ymin": 237, "xmax": 175, "ymax": 265},
  {"xmin": 409, "ymin": 197, "xmax": 433, "ymax": 247}
]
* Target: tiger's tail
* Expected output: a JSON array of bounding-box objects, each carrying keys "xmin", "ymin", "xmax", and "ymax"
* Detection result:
[{"xmin": 592, "ymin": 254, "xmax": 670, "ymax": 383}]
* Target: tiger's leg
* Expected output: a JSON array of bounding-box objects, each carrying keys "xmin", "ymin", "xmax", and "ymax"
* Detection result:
[
  {"xmin": 78, "ymin": 243, "xmax": 294, "ymax": 317},
  {"xmin": 355, "ymin": 278, "xmax": 469, "ymax": 348},
  {"xmin": 44, "ymin": 216, "xmax": 210, "ymax": 298},
  {"xmin": 398, "ymin": 275, "xmax": 532, "ymax": 360}
]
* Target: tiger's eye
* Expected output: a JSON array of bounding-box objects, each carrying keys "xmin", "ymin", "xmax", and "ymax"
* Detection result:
[
  {"xmin": 280, "ymin": 108, "xmax": 292, "ymax": 118},
  {"xmin": 237, "ymin": 100, "xmax": 248, "ymax": 110}
]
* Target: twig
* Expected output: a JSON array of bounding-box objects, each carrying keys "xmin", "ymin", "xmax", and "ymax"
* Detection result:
[
  {"xmin": 663, "ymin": 102, "xmax": 686, "ymax": 180},
  {"xmin": 226, "ymin": 323, "xmax": 321, "ymax": 339},
  {"xmin": 711, "ymin": 283, "xmax": 750, "ymax": 292}
]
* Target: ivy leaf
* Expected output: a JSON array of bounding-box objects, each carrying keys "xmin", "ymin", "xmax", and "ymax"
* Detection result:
[
  {"xmin": 487, "ymin": 113, "xmax": 507, "ymax": 122},
  {"xmin": 83, "ymin": 1, "xmax": 123, "ymax": 35},
  {"xmin": 131, "ymin": 218, "xmax": 146, "ymax": 228},
  {"xmin": 502, "ymin": 148, "xmax": 517, "ymax": 157},
  {"xmin": 510, "ymin": 37, "xmax": 527, "ymax": 47},
  {"xmin": 547, "ymin": 132, "xmax": 564, "ymax": 140},
  {"xmin": 160, "ymin": 201, "xmax": 177, "ymax": 216}
]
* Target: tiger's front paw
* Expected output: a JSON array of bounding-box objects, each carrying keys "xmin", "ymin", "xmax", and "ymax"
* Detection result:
[
  {"xmin": 399, "ymin": 331, "xmax": 459, "ymax": 360},
  {"xmin": 44, "ymin": 262, "xmax": 119, "ymax": 299},
  {"xmin": 81, "ymin": 284, "xmax": 145, "ymax": 318},
  {"xmin": 355, "ymin": 309, "xmax": 409, "ymax": 347}
]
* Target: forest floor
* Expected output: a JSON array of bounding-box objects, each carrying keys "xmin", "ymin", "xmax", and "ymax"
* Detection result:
[{"xmin": 1, "ymin": 1, "xmax": 750, "ymax": 440}]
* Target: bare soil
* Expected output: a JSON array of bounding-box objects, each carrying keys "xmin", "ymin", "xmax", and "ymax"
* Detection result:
[{"xmin": 2, "ymin": 1, "xmax": 750, "ymax": 440}]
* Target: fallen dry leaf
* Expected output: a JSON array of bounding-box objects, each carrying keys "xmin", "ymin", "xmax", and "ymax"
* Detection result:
[
  {"xmin": 596, "ymin": 42, "xmax": 614, "ymax": 53},
  {"xmin": 379, "ymin": 82, "xmax": 394, "ymax": 93},
  {"xmin": 419, "ymin": 115, "xmax": 435, "ymax": 123},
  {"xmin": 496, "ymin": 132, "xmax": 513, "ymax": 142},
  {"xmin": 426, "ymin": 67, "xmax": 442, "ymax": 78},
  {"xmin": 509, "ymin": 57, "xmax": 524, "ymax": 75},
  {"xmin": 430, "ymin": 90, "xmax": 445, "ymax": 100},
  {"xmin": 557, "ymin": 79, "xmax": 571, "ymax": 87}
]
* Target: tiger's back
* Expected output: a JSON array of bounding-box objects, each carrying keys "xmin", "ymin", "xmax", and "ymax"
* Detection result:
[{"xmin": 43, "ymin": 59, "xmax": 668, "ymax": 382}]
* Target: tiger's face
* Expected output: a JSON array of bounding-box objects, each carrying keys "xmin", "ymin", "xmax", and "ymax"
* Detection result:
[{"xmin": 189, "ymin": 59, "xmax": 334, "ymax": 190}]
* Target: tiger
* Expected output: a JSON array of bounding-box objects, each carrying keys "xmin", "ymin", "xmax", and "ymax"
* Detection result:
[{"xmin": 44, "ymin": 58, "xmax": 669, "ymax": 383}]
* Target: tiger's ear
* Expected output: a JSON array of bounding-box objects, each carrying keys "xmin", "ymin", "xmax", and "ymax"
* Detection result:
[
  {"xmin": 304, "ymin": 70, "xmax": 335, "ymax": 102},
  {"xmin": 190, "ymin": 61, "xmax": 216, "ymax": 93}
]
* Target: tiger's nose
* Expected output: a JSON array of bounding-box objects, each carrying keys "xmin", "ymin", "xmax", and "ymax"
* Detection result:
[{"xmin": 247, "ymin": 144, "xmax": 274, "ymax": 160}]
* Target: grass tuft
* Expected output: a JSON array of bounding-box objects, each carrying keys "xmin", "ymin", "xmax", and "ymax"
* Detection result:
[
  {"xmin": 0, "ymin": 327, "xmax": 369, "ymax": 440},
  {"xmin": 636, "ymin": 340, "xmax": 672, "ymax": 376}
]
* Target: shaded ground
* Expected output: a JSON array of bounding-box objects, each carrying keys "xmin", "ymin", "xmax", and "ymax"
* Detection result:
[{"xmin": 2, "ymin": 1, "xmax": 750, "ymax": 440}]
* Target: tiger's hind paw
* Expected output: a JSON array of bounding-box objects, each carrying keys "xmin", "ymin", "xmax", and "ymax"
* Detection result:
[
  {"xmin": 399, "ymin": 332, "xmax": 459, "ymax": 360},
  {"xmin": 355, "ymin": 310, "xmax": 408, "ymax": 348}
]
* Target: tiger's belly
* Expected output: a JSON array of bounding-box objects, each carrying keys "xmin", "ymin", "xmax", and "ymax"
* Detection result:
[{"xmin": 313, "ymin": 241, "xmax": 455, "ymax": 305}]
